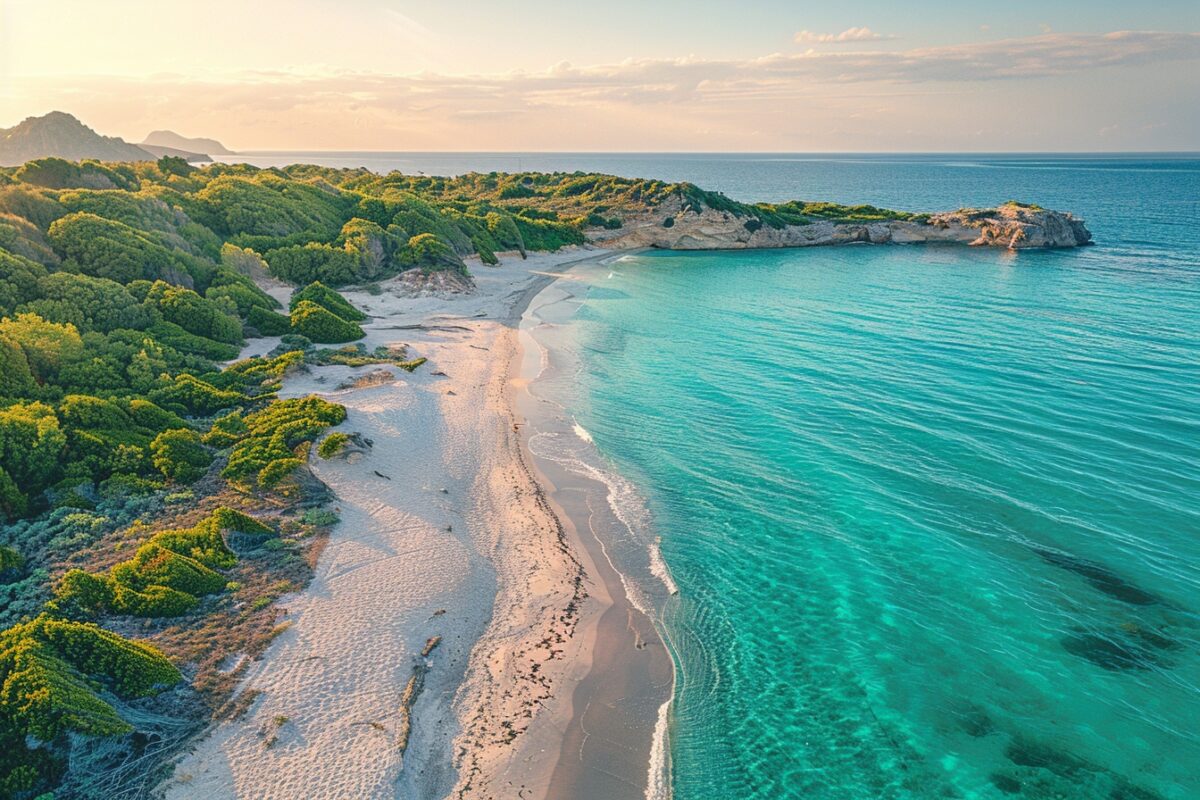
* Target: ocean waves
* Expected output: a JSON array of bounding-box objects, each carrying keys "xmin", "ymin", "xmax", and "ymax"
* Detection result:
[{"xmin": 566, "ymin": 232, "xmax": 1200, "ymax": 798}]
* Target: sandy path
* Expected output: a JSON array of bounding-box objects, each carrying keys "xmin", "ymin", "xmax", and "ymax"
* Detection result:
[{"xmin": 162, "ymin": 250, "xmax": 612, "ymax": 800}]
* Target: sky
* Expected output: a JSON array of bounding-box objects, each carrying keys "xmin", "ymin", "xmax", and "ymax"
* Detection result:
[{"xmin": 1, "ymin": 0, "xmax": 1198, "ymax": 151}]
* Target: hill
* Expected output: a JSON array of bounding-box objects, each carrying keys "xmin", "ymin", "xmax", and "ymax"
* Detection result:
[
  {"xmin": 0, "ymin": 111, "xmax": 154, "ymax": 166},
  {"xmin": 143, "ymin": 129, "xmax": 234, "ymax": 155},
  {"xmin": 139, "ymin": 142, "xmax": 213, "ymax": 162}
]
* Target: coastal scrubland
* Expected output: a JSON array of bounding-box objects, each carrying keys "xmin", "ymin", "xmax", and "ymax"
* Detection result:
[{"xmin": 0, "ymin": 153, "xmax": 1006, "ymax": 797}]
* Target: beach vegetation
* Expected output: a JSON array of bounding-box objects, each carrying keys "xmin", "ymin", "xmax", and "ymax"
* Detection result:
[
  {"xmin": 290, "ymin": 281, "xmax": 366, "ymax": 321},
  {"xmin": 246, "ymin": 305, "xmax": 292, "ymax": 335},
  {"xmin": 752, "ymin": 201, "xmax": 921, "ymax": 227},
  {"xmin": 52, "ymin": 507, "xmax": 272, "ymax": 619},
  {"xmin": 0, "ymin": 614, "xmax": 179, "ymax": 794},
  {"xmin": 289, "ymin": 300, "xmax": 364, "ymax": 343},
  {"xmin": 317, "ymin": 432, "xmax": 350, "ymax": 459},
  {"xmin": 150, "ymin": 428, "xmax": 212, "ymax": 483}
]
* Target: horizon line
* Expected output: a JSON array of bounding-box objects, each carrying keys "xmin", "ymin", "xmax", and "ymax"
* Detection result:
[{"xmin": 225, "ymin": 149, "xmax": 1200, "ymax": 156}]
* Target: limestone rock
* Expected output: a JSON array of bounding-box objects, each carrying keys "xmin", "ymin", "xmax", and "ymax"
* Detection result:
[{"xmin": 590, "ymin": 198, "xmax": 1090, "ymax": 252}]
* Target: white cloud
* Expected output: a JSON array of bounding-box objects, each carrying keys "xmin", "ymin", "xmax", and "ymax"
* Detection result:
[
  {"xmin": 3, "ymin": 30, "xmax": 1197, "ymax": 151},
  {"xmin": 795, "ymin": 27, "xmax": 891, "ymax": 44}
]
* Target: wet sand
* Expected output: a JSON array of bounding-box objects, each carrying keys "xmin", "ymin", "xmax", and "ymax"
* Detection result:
[
  {"xmin": 515, "ymin": 266, "xmax": 676, "ymax": 799},
  {"xmin": 162, "ymin": 248, "xmax": 672, "ymax": 800}
]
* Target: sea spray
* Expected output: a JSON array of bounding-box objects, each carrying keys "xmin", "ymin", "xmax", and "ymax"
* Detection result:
[
  {"xmin": 645, "ymin": 697, "xmax": 674, "ymax": 800},
  {"xmin": 572, "ymin": 419, "xmax": 594, "ymax": 444}
]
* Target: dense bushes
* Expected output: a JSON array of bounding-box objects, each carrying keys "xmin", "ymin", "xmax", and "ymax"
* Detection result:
[
  {"xmin": 0, "ymin": 614, "xmax": 179, "ymax": 792},
  {"xmin": 0, "ymin": 402, "xmax": 65, "ymax": 519},
  {"xmin": 265, "ymin": 242, "xmax": 359, "ymax": 285},
  {"xmin": 190, "ymin": 174, "xmax": 349, "ymax": 249},
  {"xmin": 290, "ymin": 281, "xmax": 366, "ymax": 321},
  {"xmin": 513, "ymin": 216, "xmax": 586, "ymax": 250},
  {"xmin": 47, "ymin": 212, "xmax": 194, "ymax": 285},
  {"xmin": 13, "ymin": 158, "xmax": 133, "ymax": 191},
  {"xmin": 219, "ymin": 396, "xmax": 346, "ymax": 489},
  {"xmin": 317, "ymin": 432, "xmax": 350, "ymax": 459},
  {"xmin": 149, "ymin": 428, "xmax": 212, "ymax": 482},
  {"xmin": 290, "ymin": 301, "xmax": 363, "ymax": 343},
  {"xmin": 54, "ymin": 508, "xmax": 272, "ymax": 618},
  {"xmin": 0, "ymin": 250, "xmax": 49, "ymax": 314},
  {"xmin": 141, "ymin": 280, "xmax": 243, "ymax": 345},
  {"xmin": 288, "ymin": 282, "xmax": 366, "ymax": 343},
  {"xmin": 19, "ymin": 272, "xmax": 148, "ymax": 333},
  {"xmin": 752, "ymin": 200, "xmax": 921, "ymax": 227},
  {"xmin": 247, "ymin": 305, "xmax": 292, "ymax": 335}
]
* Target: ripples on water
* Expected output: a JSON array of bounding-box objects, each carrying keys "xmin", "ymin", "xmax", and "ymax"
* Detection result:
[
  {"xmin": 540, "ymin": 157, "xmax": 1199, "ymax": 799},
  {"xmin": 238, "ymin": 151, "xmax": 1199, "ymax": 797}
]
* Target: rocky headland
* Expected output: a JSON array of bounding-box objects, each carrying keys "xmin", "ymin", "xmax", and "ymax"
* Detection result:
[{"xmin": 589, "ymin": 198, "xmax": 1092, "ymax": 251}]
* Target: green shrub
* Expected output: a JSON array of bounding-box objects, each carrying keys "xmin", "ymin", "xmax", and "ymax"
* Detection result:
[
  {"xmin": 317, "ymin": 432, "xmax": 350, "ymax": 459},
  {"xmin": 265, "ymin": 243, "xmax": 359, "ymax": 285},
  {"xmin": 0, "ymin": 617, "xmax": 170, "ymax": 722},
  {"xmin": 53, "ymin": 507, "xmax": 273, "ymax": 619},
  {"xmin": 0, "ymin": 546, "xmax": 24, "ymax": 575},
  {"xmin": 150, "ymin": 374, "xmax": 245, "ymax": 416},
  {"xmin": 301, "ymin": 508, "xmax": 339, "ymax": 527},
  {"xmin": 246, "ymin": 306, "xmax": 291, "ymax": 336},
  {"xmin": 222, "ymin": 397, "xmax": 345, "ymax": 486},
  {"xmin": 150, "ymin": 428, "xmax": 212, "ymax": 483},
  {"xmin": 258, "ymin": 457, "xmax": 302, "ymax": 489},
  {"xmin": 289, "ymin": 301, "xmax": 364, "ymax": 344},
  {"xmin": 512, "ymin": 216, "xmax": 585, "ymax": 251},
  {"xmin": 289, "ymin": 281, "xmax": 366, "ymax": 321},
  {"xmin": 401, "ymin": 233, "xmax": 466, "ymax": 273}
]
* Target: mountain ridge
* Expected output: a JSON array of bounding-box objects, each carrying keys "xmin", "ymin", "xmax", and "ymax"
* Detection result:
[{"xmin": 142, "ymin": 129, "xmax": 234, "ymax": 155}]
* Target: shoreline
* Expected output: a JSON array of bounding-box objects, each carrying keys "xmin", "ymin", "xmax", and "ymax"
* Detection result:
[
  {"xmin": 513, "ymin": 257, "xmax": 676, "ymax": 800},
  {"xmin": 160, "ymin": 246, "xmax": 673, "ymax": 800}
]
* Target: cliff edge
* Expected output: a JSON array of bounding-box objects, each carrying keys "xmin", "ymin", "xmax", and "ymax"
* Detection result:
[{"xmin": 590, "ymin": 198, "xmax": 1091, "ymax": 251}]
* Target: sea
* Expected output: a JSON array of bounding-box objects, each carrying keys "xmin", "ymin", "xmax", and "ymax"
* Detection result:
[{"xmin": 232, "ymin": 152, "xmax": 1200, "ymax": 799}]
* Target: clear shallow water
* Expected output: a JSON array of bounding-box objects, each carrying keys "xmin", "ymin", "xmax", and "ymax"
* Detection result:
[
  {"xmin": 514, "ymin": 156, "xmax": 1200, "ymax": 799},
  {"xmin": 244, "ymin": 151, "xmax": 1200, "ymax": 797}
]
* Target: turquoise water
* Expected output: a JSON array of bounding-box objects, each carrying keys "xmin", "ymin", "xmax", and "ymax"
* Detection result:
[
  {"xmin": 543, "ymin": 159, "xmax": 1200, "ymax": 798},
  {"xmin": 238, "ymin": 151, "xmax": 1200, "ymax": 796}
]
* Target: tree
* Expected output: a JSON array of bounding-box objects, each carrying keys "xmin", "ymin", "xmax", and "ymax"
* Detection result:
[
  {"xmin": 19, "ymin": 272, "xmax": 148, "ymax": 333},
  {"xmin": 0, "ymin": 313, "xmax": 84, "ymax": 385},
  {"xmin": 0, "ymin": 402, "xmax": 66, "ymax": 517},
  {"xmin": 142, "ymin": 280, "xmax": 243, "ymax": 345}
]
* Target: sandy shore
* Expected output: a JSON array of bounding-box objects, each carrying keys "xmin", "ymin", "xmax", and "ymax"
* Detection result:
[{"xmin": 162, "ymin": 248, "xmax": 670, "ymax": 800}]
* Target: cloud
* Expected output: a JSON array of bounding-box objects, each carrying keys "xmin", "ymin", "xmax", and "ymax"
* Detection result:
[
  {"xmin": 795, "ymin": 27, "xmax": 891, "ymax": 44},
  {"xmin": 2, "ymin": 30, "xmax": 1197, "ymax": 150}
]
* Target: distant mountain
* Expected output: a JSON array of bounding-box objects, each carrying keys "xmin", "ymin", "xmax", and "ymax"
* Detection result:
[
  {"xmin": 0, "ymin": 111, "xmax": 155, "ymax": 166},
  {"xmin": 139, "ymin": 143, "xmax": 213, "ymax": 163},
  {"xmin": 142, "ymin": 129, "xmax": 234, "ymax": 155}
]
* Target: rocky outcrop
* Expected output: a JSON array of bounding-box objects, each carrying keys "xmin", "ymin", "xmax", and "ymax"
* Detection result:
[{"xmin": 590, "ymin": 197, "xmax": 1091, "ymax": 251}]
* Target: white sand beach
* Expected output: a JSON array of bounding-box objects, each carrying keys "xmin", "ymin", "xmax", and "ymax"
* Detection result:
[{"xmin": 162, "ymin": 249, "xmax": 633, "ymax": 800}]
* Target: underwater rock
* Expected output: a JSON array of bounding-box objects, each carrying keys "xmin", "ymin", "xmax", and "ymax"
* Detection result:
[
  {"xmin": 989, "ymin": 773, "xmax": 1022, "ymax": 794},
  {"xmin": 1061, "ymin": 630, "xmax": 1161, "ymax": 671},
  {"xmin": 1031, "ymin": 545, "xmax": 1160, "ymax": 606}
]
